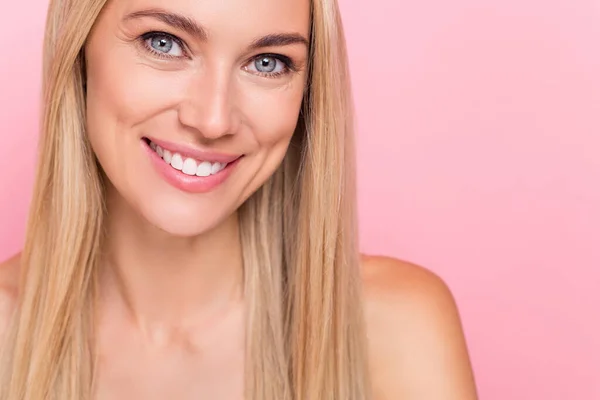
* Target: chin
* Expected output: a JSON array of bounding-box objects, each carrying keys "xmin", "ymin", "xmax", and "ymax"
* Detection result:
[{"xmin": 136, "ymin": 194, "xmax": 236, "ymax": 238}]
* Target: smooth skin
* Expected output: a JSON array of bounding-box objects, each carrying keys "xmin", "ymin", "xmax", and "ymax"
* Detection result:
[
  {"xmin": 0, "ymin": 255, "xmax": 477, "ymax": 399},
  {"xmin": 0, "ymin": 0, "xmax": 478, "ymax": 398}
]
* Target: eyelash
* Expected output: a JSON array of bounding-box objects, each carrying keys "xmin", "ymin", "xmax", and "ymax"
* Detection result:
[{"xmin": 137, "ymin": 31, "xmax": 297, "ymax": 78}]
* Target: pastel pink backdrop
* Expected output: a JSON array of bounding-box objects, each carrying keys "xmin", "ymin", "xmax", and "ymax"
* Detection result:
[{"xmin": 0, "ymin": 0, "xmax": 598, "ymax": 399}]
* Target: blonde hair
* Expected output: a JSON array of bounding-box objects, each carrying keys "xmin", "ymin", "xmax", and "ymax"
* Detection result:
[{"xmin": 0, "ymin": 0, "xmax": 370, "ymax": 398}]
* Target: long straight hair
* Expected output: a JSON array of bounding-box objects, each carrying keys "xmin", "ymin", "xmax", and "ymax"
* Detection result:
[{"xmin": 0, "ymin": 0, "xmax": 371, "ymax": 398}]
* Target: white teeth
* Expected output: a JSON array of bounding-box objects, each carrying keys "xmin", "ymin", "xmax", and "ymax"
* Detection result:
[
  {"xmin": 211, "ymin": 162, "xmax": 222, "ymax": 174},
  {"xmin": 149, "ymin": 141, "xmax": 229, "ymax": 176},
  {"xmin": 196, "ymin": 161, "xmax": 212, "ymax": 177},
  {"xmin": 182, "ymin": 158, "xmax": 198, "ymax": 175},
  {"xmin": 170, "ymin": 153, "xmax": 183, "ymax": 170},
  {"xmin": 163, "ymin": 149, "xmax": 172, "ymax": 164}
]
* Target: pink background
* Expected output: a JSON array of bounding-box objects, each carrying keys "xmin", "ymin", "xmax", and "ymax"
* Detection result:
[{"xmin": 1, "ymin": 0, "xmax": 599, "ymax": 399}]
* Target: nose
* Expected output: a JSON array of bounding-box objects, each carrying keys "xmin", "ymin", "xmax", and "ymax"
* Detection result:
[{"xmin": 177, "ymin": 67, "xmax": 239, "ymax": 140}]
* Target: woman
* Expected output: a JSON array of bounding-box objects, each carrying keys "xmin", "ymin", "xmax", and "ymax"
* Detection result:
[{"xmin": 0, "ymin": 0, "xmax": 477, "ymax": 398}]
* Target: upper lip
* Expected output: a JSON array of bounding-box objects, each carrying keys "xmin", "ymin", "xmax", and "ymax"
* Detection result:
[{"xmin": 145, "ymin": 137, "xmax": 243, "ymax": 164}]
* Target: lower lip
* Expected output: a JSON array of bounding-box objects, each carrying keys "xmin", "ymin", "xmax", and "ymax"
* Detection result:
[{"xmin": 142, "ymin": 140, "xmax": 240, "ymax": 194}]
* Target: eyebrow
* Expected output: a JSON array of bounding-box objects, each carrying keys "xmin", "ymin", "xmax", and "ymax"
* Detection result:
[
  {"xmin": 123, "ymin": 9, "xmax": 309, "ymax": 50},
  {"xmin": 249, "ymin": 33, "xmax": 309, "ymax": 50},
  {"xmin": 124, "ymin": 9, "xmax": 208, "ymax": 40}
]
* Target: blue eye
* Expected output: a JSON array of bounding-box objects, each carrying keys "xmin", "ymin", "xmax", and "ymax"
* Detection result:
[
  {"xmin": 255, "ymin": 56, "xmax": 278, "ymax": 73},
  {"xmin": 144, "ymin": 33, "xmax": 184, "ymax": 57},
  {"xmin": 246, "ymin": 55, "xmax": 290, "ymax": 77}
]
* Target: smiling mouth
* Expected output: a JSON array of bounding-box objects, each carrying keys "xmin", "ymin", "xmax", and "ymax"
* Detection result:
[{"xmin": 144, "ymin": 138, "xmax": 230, "ymax": 177}]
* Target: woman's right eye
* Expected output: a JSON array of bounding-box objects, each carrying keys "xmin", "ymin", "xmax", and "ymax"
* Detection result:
[{"xmin": 141, "ymin": 33, "xmax": 185, "ymax": 58}]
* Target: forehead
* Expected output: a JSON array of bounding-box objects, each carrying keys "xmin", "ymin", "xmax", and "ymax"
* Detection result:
[{"xmin": 104, "ymin": 0, "xmax": 311, "ymax": 38}]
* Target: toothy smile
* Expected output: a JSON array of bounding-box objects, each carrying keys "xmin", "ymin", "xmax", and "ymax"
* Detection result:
[{"xmin": 148, "ymin": 140, "xmax": 229, "ymax": 177}]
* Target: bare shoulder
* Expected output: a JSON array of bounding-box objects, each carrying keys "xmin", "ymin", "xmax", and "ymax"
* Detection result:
[
  {"xmin": 360, "ymin": 255, "xmax": 478, "ymax": 400},
  {"xmin": 0, "ymin": 253, "xmax": 20, "ymax": 336}
]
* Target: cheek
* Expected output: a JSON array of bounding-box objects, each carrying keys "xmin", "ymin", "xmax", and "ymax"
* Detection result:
[
  {"xmin": 85, "ymin": 53, "xmax": 187, "ymax": 134},
  {"xmin": 84, "ymin": 43, "xmax": 190, "ymax": 174},
  {"xmin": 235, "ymin": 83, "xmax": 304, "ymax": 200},
  {"xmin": 241, "ymin": 85, "xmax": 304, "ymax": 148}
]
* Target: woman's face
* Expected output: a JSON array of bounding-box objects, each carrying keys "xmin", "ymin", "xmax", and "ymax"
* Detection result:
[{"xmin": 85, "ymin": 0, "xmax": 310, "ymax": 236}]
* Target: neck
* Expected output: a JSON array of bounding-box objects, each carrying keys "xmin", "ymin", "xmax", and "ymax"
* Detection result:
[{"xmin": 99, "ymin": 188, "xmax": 244, "ymax": 331}]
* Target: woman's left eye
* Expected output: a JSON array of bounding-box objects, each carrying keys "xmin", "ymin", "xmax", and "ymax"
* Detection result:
[
  {"xmin": 245, "ymin": 55, "xmax": 290, "ymax": 77},
  {"xmin": 142, "ymin": 33, "xmax": 184, "ymax": 57}
]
